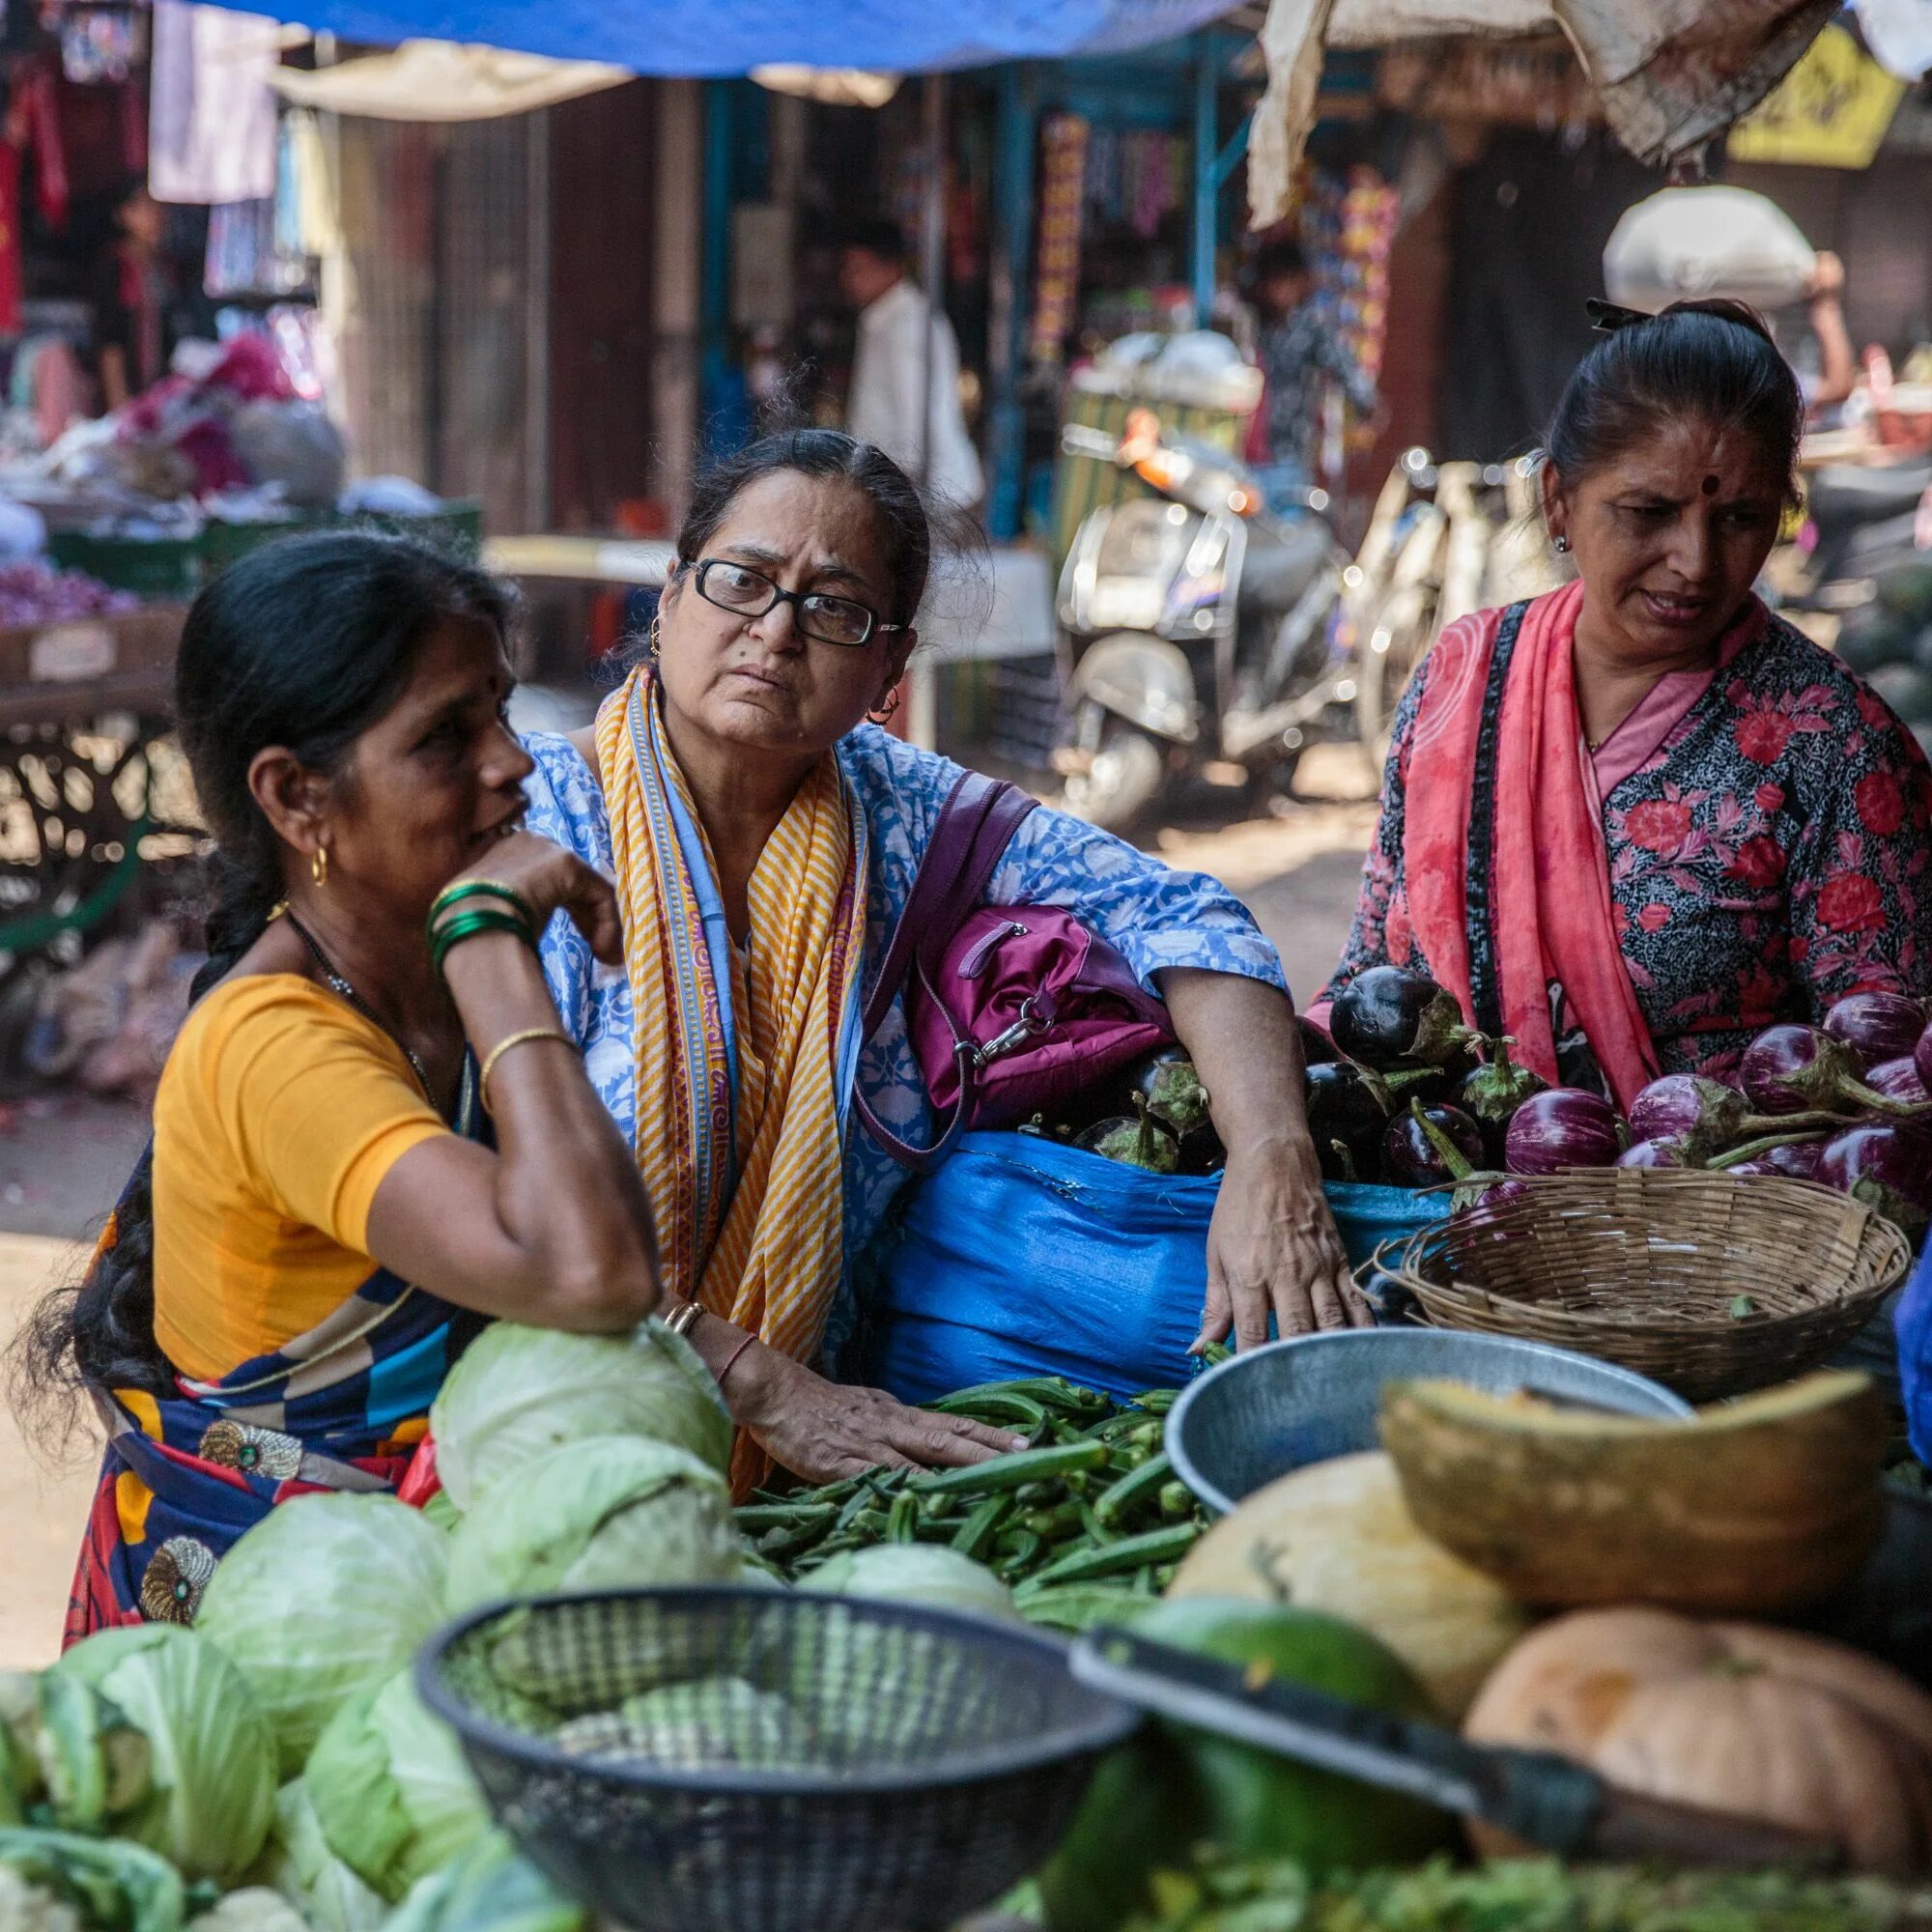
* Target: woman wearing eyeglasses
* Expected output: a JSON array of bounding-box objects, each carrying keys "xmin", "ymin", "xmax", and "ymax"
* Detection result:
[{"xmin": 522, "ymin": 429, "xmax": 1361, "ymax": 1495}]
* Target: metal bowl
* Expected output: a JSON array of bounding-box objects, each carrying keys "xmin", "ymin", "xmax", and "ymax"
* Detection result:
[{"xmin": 1167, "ymin": 1327, "xmax": 1694, "ymax": 1515}]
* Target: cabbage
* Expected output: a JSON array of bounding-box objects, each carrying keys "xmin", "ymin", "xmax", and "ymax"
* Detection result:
[
  {"xmin": 246, "ymin": 1781, "xmax": 387, "ymax": 1932},
  {"xmin": 185, "ymin": 1889, "xmax": 311, "ymax": 1932},
  {"xmin": 442, "ymin": 1435, "xmax": 744, "ymax": 1614},
  {"xmin": 800, "ymin": 1546, "xmax": 1018, "ymax": 1623},
  {"xmin": 430, "ymin": 1321, "xmax": 731, "ymax": 1510},
  {"xmin": 419, "ymin": 1491, "xmax": 461, "ymax": 1533},
  {"xmin": 304, "ymin": 1670, "xmax": 490, "ymax": 1903},
  {"xmin": 54, "ymin": 1627, "xmax": 275, "ymax": 1885},
  {"xmin": 196, "ymin": 1495, "xmax": 450, "ymax": 1778},
  {"xmin": 381, "ymin": 1832, "xmax": 585, "ymax": 1932}
]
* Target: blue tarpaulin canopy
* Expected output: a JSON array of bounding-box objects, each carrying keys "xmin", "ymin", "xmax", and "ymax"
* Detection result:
[{"xmin": 199, "ymin": 0, "xmax": 1244, "ymax": 73}]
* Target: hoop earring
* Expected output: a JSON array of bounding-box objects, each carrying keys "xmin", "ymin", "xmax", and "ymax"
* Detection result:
[
  {"xmin": 647, "ymin": 615, "xmax": 664, "ymax": 663},
  {"xmin": 868, "ymin": 688, "xmax": 902, "ymax": 724},
  {"xmin": 310, "ymin": 845, "xmax": 328, "ymax": 888}
]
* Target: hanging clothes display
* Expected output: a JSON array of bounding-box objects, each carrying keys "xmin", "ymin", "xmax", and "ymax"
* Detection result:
[
  {"xmin": 1030, "ymin": 113, "xmax": 1088, "ymax": 364},
  {"xmin": 0, "ymin": 141, "xmax": 20, "ymax": 335},
  {"xmin": 59, "ymin": 7, "xmax": 144, "ymax": 85},
  {"xmin": 150, "ymin": 2, "xmax": 280, "ymax": 205}
]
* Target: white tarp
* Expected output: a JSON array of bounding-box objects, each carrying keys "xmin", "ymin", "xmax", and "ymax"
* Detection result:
[
  {"xmin": 270, "ymin": 41, "xmax": 629, "ymax": 120},
  {"xmin": 1252, "ymin": 0, "xmax": 1839, "ymax": 226}
]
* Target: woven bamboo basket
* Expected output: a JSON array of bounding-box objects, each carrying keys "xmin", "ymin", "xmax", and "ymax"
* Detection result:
[{"xmin": 1385, "ymin": 1169, "xmax": 1911, "ymax": 1403}]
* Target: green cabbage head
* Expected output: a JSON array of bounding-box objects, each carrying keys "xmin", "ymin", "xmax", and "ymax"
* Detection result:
[
  {"xmin": 801, "ymin": 1545, "xmax": 1018, "ymax": 1622},
  {"xmin": 382, "ymin": 1831, "xmax": 585, "ymax": 1932},
  {"xmin": 304, "ymin": 1671, "xmax": 490, "ymax": 1903},
  {"xmin": 430, "ymin": 1319, "xmax": 731, "ymax": 1511},
  {"xmin": 54, "ymin": 1626, "xmax": 276, "ymax": 1885},
  {"xmin": 195, "ymin": 1494, "xmax": 450, "ymax": 1778},
  {"xmin": 246, "ymin": 1780, "xmax": 387, "ymax": 1932},
  {"xmin": 442, "ymin": 1435, "xmax": 744, "ymax": 1614}
]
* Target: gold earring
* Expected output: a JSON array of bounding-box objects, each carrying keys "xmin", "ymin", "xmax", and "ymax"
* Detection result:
[
  {"xmin": 311, "ymin": 845, "xmax": 328, "ymax": 888},
  {"xmin": 647, "ymin": 615, "xmax": 664, "ymax": 663}
]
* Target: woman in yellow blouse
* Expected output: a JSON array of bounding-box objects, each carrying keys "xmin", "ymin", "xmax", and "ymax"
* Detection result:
[{"xmin": 20, "ymin": 532, "xmax": 742, "ymax": 1636}]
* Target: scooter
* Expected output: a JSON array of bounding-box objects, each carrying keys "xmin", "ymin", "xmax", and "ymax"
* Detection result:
[
  {"xmin": 1051, "ymin": 410, "xmax": 1353, "ymax": 832},
  {"xmin": 1775, "ymin": 459, "xmax": 1932, "ymax": 612}
]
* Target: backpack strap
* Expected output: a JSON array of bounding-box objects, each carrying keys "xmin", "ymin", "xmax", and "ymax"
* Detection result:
[
  {"xmin": 855, "ymin": 771, "xmax": 1039, "ymax": 1171},
  {"xmin": 862, "ymin": 770, "xmax": 1038, "ymax": 1037}
]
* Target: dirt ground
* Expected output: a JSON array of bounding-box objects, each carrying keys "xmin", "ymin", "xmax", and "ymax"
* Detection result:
[{"xmin": 0, "ymin": 752, "xmax": 1377, "ymax": 1666}]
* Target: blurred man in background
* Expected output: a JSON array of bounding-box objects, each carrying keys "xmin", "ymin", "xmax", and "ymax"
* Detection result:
[{"xmin": 840, "ymin": 218, "xmax": 983, "ymax": 510}]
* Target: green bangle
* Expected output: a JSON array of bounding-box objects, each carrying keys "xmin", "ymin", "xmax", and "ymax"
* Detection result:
[
  {"xmin": 432, "ymin": 908, "xmax": 537, "ymax": 978},
  {"xmin": 429, "ymin": 879, "xmax": 537, "ymax": 929}
]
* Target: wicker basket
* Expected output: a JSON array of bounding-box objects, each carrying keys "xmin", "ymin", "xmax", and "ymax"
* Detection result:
[{"xmin": 1384, "ymin": 1170, "xmax": 1911, "ymax": 1403}]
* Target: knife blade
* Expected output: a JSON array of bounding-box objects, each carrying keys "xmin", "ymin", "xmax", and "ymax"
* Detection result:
[{"xmin": 1069, "ymin": 1627, "xmax": 1839, "ymax": 1870}]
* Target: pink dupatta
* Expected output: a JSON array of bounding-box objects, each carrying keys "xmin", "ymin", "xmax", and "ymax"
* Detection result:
[{"xmin": 1402, "ymin": 582, "xmax": 1667, "ymax": 1107}]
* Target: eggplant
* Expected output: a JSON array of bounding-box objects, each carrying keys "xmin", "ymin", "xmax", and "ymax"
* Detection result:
[
  {"xmin": 1628, "ymin": 1074, "xmax": 1747, "ymax": 1154},
  {"xmin": 1073, "ymin": 1106, "xmax": 1179, "ymax": 1174},
  {"xmin": 1740, "ymin": 1024, "xmax": 1911, "ymax": 1120},
  {"xmin": 1725, "ymin": 1137, "xmax": 1830, "ymax": 1180},
  {"xmin": 1120, "ymin": 1051, "xmax": 1224, "ymax": 1175},
  {"xmin": 1615, "ymin": 1136, "xmax": 1693, "ymax": 1169},
  {"xmin": 1458, "ymin": 1038, "xmax": 1548, "ymax": 1165},
  {"xmin": 1328, "ymin": 966, "xmax": 1479, "ymax": 1074},
  {"xmin": 1382, "ymin": 1101, "xmax": 1484, "ymax": 1188},
  {"xmin": 1305, "ymin": 1061, "xmax": 1389, "ymax": 1185},
  {"xmin": 1297, "ymin": 1017, "xmax": 1336, "ymax": 1066},
  {"xmin": 1816, "ymin": 1122, "xmax": 1932, "ymax": 1239},
  {"xmin": 1823, "ymin": 990, "xmax": 1928, "ymax": 1070},
  {"xmin": 1915, "ymin": 1015, "xmax": 1932, "ymax": 1101},
  {"xmin": 1503, "ymin": 1088, "xmax": 1625, "ymax": 1176},
  {"xmin": 1869, "ymin": 1056, "xmax": 1931, "ymax": 1105}
]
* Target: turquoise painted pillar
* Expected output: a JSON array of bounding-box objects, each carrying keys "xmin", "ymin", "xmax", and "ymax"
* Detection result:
[{"xmin": 1191, "ymin": 34, "xmax": 1218, "ymax": 327}]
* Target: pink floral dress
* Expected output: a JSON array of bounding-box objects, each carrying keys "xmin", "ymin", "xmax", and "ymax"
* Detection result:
[{"xmin": 1325, "ymin": 612, "xmax": 1932, "ymax": 1081}]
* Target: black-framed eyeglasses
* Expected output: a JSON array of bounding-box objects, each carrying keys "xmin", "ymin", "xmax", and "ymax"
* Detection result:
[{"xmin": 689, "ymin": 558, "xmax": 905, "ymax": 648}]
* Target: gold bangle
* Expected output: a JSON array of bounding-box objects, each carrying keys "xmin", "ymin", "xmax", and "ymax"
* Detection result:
[
  {"xmin": 477, "ymin": 1027, "xmax": 574, "ymax": 1115},
  {"xmin": 663, "ymin": 1301, "xmax": 703, "ymax": 1339}
]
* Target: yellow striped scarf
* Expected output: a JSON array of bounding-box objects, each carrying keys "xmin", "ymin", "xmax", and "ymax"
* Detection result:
[{"xmin": 596, "ymin": 669, "xmax": 867, "ymax": 1492}]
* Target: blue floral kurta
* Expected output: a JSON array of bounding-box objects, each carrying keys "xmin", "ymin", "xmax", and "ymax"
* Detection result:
[{"xmin": 520, "ymin": 724, "xmax": 1285, "ymax": 1371}]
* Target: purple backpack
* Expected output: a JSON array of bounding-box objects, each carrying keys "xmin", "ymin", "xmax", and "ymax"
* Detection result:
[{"xmin": 856, "ymin": 772, "xmax": 1174, "ymax": 1172}]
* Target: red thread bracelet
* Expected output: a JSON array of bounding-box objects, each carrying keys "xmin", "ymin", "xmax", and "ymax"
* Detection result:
[{"xmin": 716, "ymin": 1330, "xmax": 758, "ymax": 1387}]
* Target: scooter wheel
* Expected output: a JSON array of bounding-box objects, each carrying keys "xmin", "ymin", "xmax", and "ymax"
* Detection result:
[{"xmin": 1061, "ymin": 724, "xmax": 1164, "ymax": 835}]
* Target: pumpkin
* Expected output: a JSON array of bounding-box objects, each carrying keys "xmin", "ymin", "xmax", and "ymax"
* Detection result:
[
  {"xmin": 1378, "ymin": 1368, "xmax": 1888, "ymax": 1614},
  {"xmin": 1165, "ymin": 1450, "xmax": 1530, "ymax": 1720},
  {"xmin": 1464, "ymin": 1607, "xmax": 1932, "ymax": 1877}
]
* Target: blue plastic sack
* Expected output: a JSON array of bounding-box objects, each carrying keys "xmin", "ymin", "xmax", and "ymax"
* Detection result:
[
  {"xmin": 862, "ymin": 1130, "xmax": 1444, "ymax": 1406},
  {"xmin": 1900, "ymin": 1244, "xmax": 1932, "ymax": 1465}
]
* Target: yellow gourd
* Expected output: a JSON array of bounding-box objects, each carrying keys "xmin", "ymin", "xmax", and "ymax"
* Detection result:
[
  {"xmin": 1378, "ymin": 1369, "xmax": 1886, "ymax": 1614},
  {"xmin": 1165, "ymin": 1450, "xmax": 1531, "ymax": 1721}
]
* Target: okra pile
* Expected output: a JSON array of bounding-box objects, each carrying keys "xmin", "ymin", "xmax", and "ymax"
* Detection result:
[{"xmin": 732, "ymin": 1374, "xmax": 1209, "ymax": 1632}]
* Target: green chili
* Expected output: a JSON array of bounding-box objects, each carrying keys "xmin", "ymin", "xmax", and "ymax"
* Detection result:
[
  {"xmin": 925, "ymin": 1389, "xmax": 1049, "ymax": 1433},
  {"xmin": 1030, "ymin": 1522, "xmax": 1201, "ymax": 1587},
  {"xmin": 733, "ymin": 1501, "xmax": 837, "ymax": 1534},
  {"xmin": 952, "ymin": 1493, "xmax": 1013, "ymax": 1561},
  {"xmin": 886, "ymin": 1492, "xmax": 918, "ymax": 1545},
  {"xmin": 1094, "ymin": 1452, "xmax": 1176, "ymax": 1528},
  {"xmin": 1159, "ymin": 1481, "xmax": 1196, "ymax": 1521},
  {"xmin": 907, "ymin": 1438, "xmax": 1109, "ymax": 1497}
]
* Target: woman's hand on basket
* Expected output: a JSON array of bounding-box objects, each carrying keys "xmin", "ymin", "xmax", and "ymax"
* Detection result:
[
  {"xmin": 1193, "ymin": 1132, "xmax": 1372, "ymax": 1352},
  {"xmin": 729, "ymin": 1345, "xmax": 1026, "ymax": 1487},
  {"xmin": 440, "ymin": 830, "xmax": 623, "ymax": 966}
]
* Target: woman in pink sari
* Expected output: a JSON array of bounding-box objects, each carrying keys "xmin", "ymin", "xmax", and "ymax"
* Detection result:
[{"xmin": 1321, "ymin": 301, "xmax": 1932, "ymax": 1105}]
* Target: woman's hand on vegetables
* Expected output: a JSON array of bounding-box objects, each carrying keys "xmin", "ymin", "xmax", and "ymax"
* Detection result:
[
  {"xmin": 1193, "ymin": 1132, "xmax": 1370, "ymax": 1351},
  {"xmin": 441, "ymin": 831, "xmax": 623, "ymax": 966},
  {"xmin": 728, "ymin": 1345, "xmax": 1027, "ymax": 1486}
]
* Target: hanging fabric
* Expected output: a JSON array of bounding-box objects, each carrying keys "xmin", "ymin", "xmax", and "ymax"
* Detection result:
[
  {"xmin": 150, "ymin": 3, "xmax": 280, "ymax": 205},
  {"xmin": 0, "ymin": 143, "xmax": 20, "ymax": 335}
]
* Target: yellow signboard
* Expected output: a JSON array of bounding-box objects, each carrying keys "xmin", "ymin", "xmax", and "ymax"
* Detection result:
[{"xmin": 1728, "ymin": 23, "xmax": 1906, "ymax": 169}]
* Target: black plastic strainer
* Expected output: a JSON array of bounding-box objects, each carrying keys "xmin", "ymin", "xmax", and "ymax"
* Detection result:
[{"xmin": 415, "ymin": 1586, "xmax": 1140, "ymax": 1932}]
